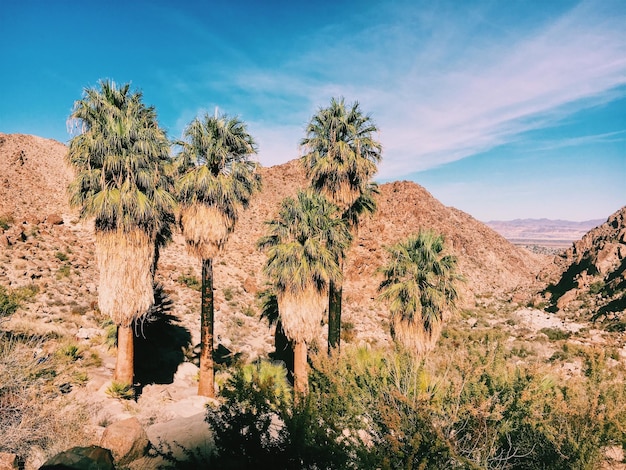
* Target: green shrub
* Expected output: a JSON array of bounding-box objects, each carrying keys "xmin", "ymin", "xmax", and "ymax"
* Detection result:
[
  {"xmin": 105, "ymin": 381, "xmax": 134, "ymax": 400},
  {"xmin": 57, "ymin": 343, "xmax": 81, "ymax": 362},
  {"xmin": 207, "ymin": 360, "xmax": 293, "ymax": 468},
  {"xmin": 0, "ymin": 285, "xmax": 20, "ymax": 318},
  {"xmin": 56, "ymin": 264, "xmax": 71, "ymax": 279},
  {"xmin": 101, "ymin": 320, "xmax": 118, "ymax": 348},
  {"xmin": 223, "ymin": 287, "xmax": 234, "ymax": 301},
  {"xmin": 54, "ymin": 251, "xmax": 69, "ymax": 262},
  {"xmin": 589, "ymin": 281, "xmax": 605, "ymax": 295},
  {"xmin": 177, "ymin": 274, "xmax": 201, "ymax": 291},
  {"xmin": 0, "ymin": 214, "xmax": 14, "ymax": 230},
  {"xmin": 540, "ymin": 327, "xmax": 571, "ymax": 341}
]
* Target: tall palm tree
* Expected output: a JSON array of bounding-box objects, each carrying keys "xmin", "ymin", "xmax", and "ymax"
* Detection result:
[
  {"xmin": 378, "ymin": 230, "xmax": 461, "ymax": 357},
  {"xmin": 67, "ymin": 79, "xmax": 175, "ymax": 385},
  {"xmin": 258, "ymin": 191, "xmax": 351, "ymax": 398},
  {"xmin": 176, "ymin": 112, "xmax": 260, "ymax": 397},
  {"xmin": 300, "ymin": 97, "xmax": 382, "ymax": 353}
]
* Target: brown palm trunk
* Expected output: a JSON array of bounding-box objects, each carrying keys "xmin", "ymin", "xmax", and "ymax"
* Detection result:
[
  {"xmin": 198, "ymin": 258, "xmax": 215, "ymax": 397},
  {"xmin": 293, "ymin": 340, "xmax": 308, "ymax": 400},
  {"xmin": 327, "ymin": 280, "xmax": 343, "ymax": 354},
  {"xmin": 327, "ymin": 257, "xmax": 344, "ymax": 355},
  {"xmin": 114, "ymin": 324, "xmax": 134, "ymax": 385}
]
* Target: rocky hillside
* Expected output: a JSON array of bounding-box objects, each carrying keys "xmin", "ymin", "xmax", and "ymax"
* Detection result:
[
  {"xmin": 0, "ymin": 133, "xmax": 547, "ymax": 353},
  {"xmin": 540, "ymin": 207, "xmax": 626, "ymax": 322},
  {"xmin": 0, "ymin": 133, "xmax": 73, "ymax": 220}
]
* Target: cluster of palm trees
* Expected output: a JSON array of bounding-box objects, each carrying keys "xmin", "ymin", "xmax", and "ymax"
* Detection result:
[{"xmin": 67, "ymin": 80, "xmax": 460, "ymax": 400}]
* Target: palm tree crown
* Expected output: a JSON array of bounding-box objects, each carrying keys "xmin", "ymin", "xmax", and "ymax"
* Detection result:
[
  {"xmin": 259, "ymin": 190, "xmax": 351, "ymax": 343},
  {"xmin": 67, "ymin": 79, "xmax": 175, "ymax": 326},
  {"xmin": 68, "ymin": 80, "xmax": 174, "ymax": 236},
  {"xmin": 300, "ymin": 97, "xmax": 382, "ymax": 211},
  {"xmin": 176, "ymin": 113, "xmax": 260, "ymax": 259},
  {"xmin": 378, "ymin": 230, "xmax": 461, "ymax": 356}
]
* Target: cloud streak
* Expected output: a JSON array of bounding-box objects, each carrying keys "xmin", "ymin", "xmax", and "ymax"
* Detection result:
[{"xmin": 221, "ymin": 0, "xmax": 626, "ymax": 179}]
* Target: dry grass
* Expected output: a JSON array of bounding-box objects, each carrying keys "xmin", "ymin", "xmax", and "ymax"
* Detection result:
[{"xmin": 0, "ymin": 333, "xmax": 93, "ymax": 467}]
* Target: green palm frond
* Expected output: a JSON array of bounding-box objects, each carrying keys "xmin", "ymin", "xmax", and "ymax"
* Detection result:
[
  {"xmin": 175, "ymin": 112, "xmax": 260, "ymax": 241},
  {"xmin": 378, "ymin": 230, "xmax": 461, "ymax": 332},
  {"xmin": 301, "ymin": 97, "xmax": 382, "ymax": 211},
  {"xmin": 259, "ymin": 191, "xmax": 351, "ymax": 296},
  {"xmin": 67, "ymin": 79, "xmax": 175, "ymax": 236}
]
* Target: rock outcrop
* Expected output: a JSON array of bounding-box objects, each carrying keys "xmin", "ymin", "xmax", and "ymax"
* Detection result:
[{"xmin": 541, "ymin": 207, "xmax": 626, "ymax": 319}]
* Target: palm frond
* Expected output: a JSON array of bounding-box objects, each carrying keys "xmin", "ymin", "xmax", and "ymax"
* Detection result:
[{"xmin": 378, "ymin": 229, "xmax": 462, "ymax": 356}]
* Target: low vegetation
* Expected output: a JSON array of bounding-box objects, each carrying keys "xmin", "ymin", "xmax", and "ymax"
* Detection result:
[
  {"xmin": 206, "ymin": 337, "xmax": 626, "ymax": 469},
  {"xmin": 0, "ymin": 332, "xmax": 92, "ymax": 463}
]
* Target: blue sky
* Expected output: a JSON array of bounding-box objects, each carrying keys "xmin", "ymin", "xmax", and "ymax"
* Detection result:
[{"xmin": 1, "ymin": 0, "xmax": 624, "ymax": 221}]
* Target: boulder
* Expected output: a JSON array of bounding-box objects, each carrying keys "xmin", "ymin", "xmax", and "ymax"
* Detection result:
[
  {"xmin": 45, "ymin": 214, "xmax": 64, "ymax": 226},
  {"xmin": 38, "ymin": 446, "xmax": 113, "ymax": 470},
  {"xmin": 242, "ymin": 276, "xmax": 257, "ymax": 294},
  {"xmin": 100, "ymin": 417, "xmax": 149, "ymax": 465},
  {"xmin": 147, "ymin": 412, "xmax": 213, "ymax": 463},
  {"xmin": 556, "ymin": 289, "xmax": 579, "ymax": 310},
  {"xmin": 0, "ymin": 452, "xmax": 18, "ymax": 470}
]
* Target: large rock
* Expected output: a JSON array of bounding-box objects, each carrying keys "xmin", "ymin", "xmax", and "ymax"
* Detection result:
[
  {"xmin": 45, "ymin": 213, "xmax": 64, "ymax": 226},
  {"xmin": 38, "ymin": 446, "xmax": 114, "ymax": 470},
  {"xmin": 541, "ymin": 206, "xmax": 626, "ymax": 312},
  {"xmin": 100, "ymin": 417, "xmax": 149, "ymax": 465},
  {"xmin": 0, "ymin": 453, "xmax": 18, "ymax": 470},
  {"xmin": 147, "ymin": 412, "xmax": 213, "ymax": 463}
]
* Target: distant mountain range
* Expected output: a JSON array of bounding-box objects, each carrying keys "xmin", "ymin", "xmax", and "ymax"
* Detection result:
[{"xmin": 485, "ymin": 218, "xmax": 606, "ymax": 247}]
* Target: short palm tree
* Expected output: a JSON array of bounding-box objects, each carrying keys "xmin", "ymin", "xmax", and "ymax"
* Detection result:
[
  {"xmin": 67, "ymin": 80, "xmax": 175, "ymax": 385},
  {"xmin": 258, "ymin": 191, "xmax": 351, "ymax": 397},
  {"xmin": 176, "ymin": 112, "xmax": 260, "ymax": 397},
  {"xmin": 300, "ymin": 97, "xmax": 382, "ymax": 353},
  {"xmin": 378, "ymin": 230, "xmax": 461, "ymax": 357}
]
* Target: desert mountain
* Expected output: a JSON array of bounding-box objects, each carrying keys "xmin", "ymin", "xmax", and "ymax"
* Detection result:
[
  {"xmin": 1, "ymin": 132, "xmax": 547, "ymax": 353},
  {"xmin": 540, "ymin": 206, "xmax": 626, "ymax": 319}
]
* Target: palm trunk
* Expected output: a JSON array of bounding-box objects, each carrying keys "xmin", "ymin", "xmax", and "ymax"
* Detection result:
[
  {"xmin": 327, "ymin": 280, "xmax": 343, "ymax": 354},
  {"xmin": 198, "ymin": 258, "xmax": 215, "ymax": 397},
  {"xmin": 327, "ymin": 257, "xmax": 344, "ymax": 355},
  {"xmin": 114, "ymin": 324, "xmax": 134, "ymax": 385},
  {"xmin": 293, "ymin": 340, "xmax": 308, "ymax": 400}
]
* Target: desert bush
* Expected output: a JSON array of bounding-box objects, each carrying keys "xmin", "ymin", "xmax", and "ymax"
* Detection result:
[
  {"xmin": 540, "ymin": 327, "xmax": 571, "ymax": 341},
  {"xmin": 0, "ymin": 333, "xmax": 91, "ymax": 461},
  {"xmin": 56, "ymin": 342, "xmax": 82, "ymax": 362},
  {"xmin": 206, "ymin": 360, "xmax": 292, "ymax": 468},
  {"xmin": 0, "ymin": 285, "xmax": 20, "ymax": 319},
  {"xmin": 105, "ymin": 381, "xmax": 134, "ymax": 400},
  {"xmin": 177, "ymin": 273, "xmax": 201, "ymax": 291},
  {"xmin": 206, "ymin": 336, "xmax": 626, "ymax": 469},
  {"xmin": 223, "ymin": 287, "xmax": 234, "ymax": 301},
  {"xmin": 0, "ymin": 214, "xmax": 14, "ymax": 230}
]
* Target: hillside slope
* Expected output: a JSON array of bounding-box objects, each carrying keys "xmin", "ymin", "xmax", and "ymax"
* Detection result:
[
  {"xmin": 0, "ymin": 133, "xmax": 73, "ymax": 220},
  {"xmin": 0, "ymin": 133, "xmax": 547, "ymax": 353}
]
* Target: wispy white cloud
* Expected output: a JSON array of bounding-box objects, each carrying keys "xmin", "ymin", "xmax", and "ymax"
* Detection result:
[
  {"xmin": 221, "ymin": 0, "xmax": 626, "ymax": 179},
  {"xmin": 530, "ymin": 130, "xmax": 626, "ymax": 151}
]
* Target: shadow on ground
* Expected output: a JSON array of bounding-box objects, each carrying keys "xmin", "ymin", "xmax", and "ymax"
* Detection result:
[{"xmin": 134, "ymin": 284, "xmax": 192, "ymax": 395}]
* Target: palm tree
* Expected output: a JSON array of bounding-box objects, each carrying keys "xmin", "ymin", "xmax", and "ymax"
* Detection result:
[
  {"xmin": 300, "ymin": 97, "xmax": 382, "ymax": 353},
  {"xmin": 378, "ymin": 230, "xmax": 461, "ymax": 357},
  {"xmin": 67, "ymin": 79, "xmax": 175, "ymax": 385},
  {"xmin": 258, "ymin": 191, "xmax": 351, "ymax": 397},
  {"xmin": 176, "ymin": 112, "xmax": 260, "ymax": 397}
]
